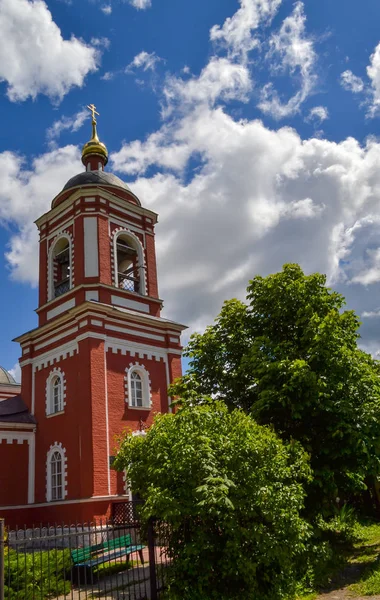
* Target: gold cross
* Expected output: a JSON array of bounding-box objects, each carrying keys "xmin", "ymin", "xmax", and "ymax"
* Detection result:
[{"xmin": 87, "ymin": 103, "xmax": 99, "ymax": 122}]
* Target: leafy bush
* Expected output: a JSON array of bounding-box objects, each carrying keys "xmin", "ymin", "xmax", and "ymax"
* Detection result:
[
  {"xmin": 316, "ymin": 505, "xmax": 357, "ymax": 546},
  {"xmin": 171, "ymin": 264, "xmax": 380, "ymax": 516},
  {"xmin": 115, "ymin": 402, "xmax": 312, "ymax": 600},
  {"xmin": 4, "ymin": 547, "xmax": 71, "ymax": 599}
]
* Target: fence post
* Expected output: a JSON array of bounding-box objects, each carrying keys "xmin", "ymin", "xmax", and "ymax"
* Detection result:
[
  {"xmin": 147, "ymin": 518, "xmax": 158, "ymax": 600},
  {"xmin": 0, "ymin": 519, "xmax": 4, "ymax": 600}
]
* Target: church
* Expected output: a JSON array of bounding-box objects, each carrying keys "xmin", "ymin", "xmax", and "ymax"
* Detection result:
[{"xmin": 0, "ymin": 107, "xmax": 185, "ymax": 528}]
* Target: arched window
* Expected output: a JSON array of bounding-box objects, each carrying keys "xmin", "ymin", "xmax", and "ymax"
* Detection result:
[
  {"xmin": 46, "ymin": 369, "xmax": 65, "ymax": 416},
  {"xmin": 114, "ymin": 231, "xmax": 146, "ymax": 295},
  {"xmin": 125, "ymin": 364, "xmax": 151, "ymax": 409},
  {"xmin": 46, "ymin": 444, "xmax": 67, "ymax": 502},
  {"xmin": 50, "ymin": 451, "xmax": 63, "ymax": 501},
  {"xmin": 52, "ymin": 376, "xmax": 63, "ymax": 413},
  {"xmin": 130, "ymin": 371, "xmax": 143, "ymax": 407},
  {"xmin": 49, "ymin": 235, "xmax": 72, "ymax": 300}
]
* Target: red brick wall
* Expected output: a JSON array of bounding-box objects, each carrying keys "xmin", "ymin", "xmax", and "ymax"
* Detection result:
[
  {"xmin": 33, "ymin": 350, "xmax": 94, "ymax": 503},
  {"xmin": 0, "ymin": 439, "xmax": 28, "ymax": 506},
  {"xmin": 0, "ymin": 499, "xmax": 113, "ymax": 530},
  {"xmin": 106, "ymin": 350, "xmax": 169, "ymax": 495},
  {"xmin": 145, "ymin": 233, "xmax": 159, "ymax": 299},
  {"xmin": 98, "ymin": 215, "xmax": 112, "ymax": 286},
  {"xmin": 38, "ymin": 239, "xmax": 47, "ymax": 308}
]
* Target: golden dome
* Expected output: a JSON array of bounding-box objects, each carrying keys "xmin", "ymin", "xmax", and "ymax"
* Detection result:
[{"xmin": 81, "ymin": 104, "xmax": 108, "ymax": 166}]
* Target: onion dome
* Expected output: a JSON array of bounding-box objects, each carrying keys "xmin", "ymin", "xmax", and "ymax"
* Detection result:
[
  {"xmin": 62, "ymin": 170, "xmax": 131, "ymax": 192},
  {"xmin": 81, "ymin": 104, "xmax": 108, "ymax": 170},
  {"xmin": 0, "ymin": 365, "xmax": 17, "ymax": 385}
]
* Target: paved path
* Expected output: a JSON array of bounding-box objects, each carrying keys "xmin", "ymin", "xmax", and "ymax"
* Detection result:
[{"xmin": 317, "ymin": 592, "xmax": 380, "ymax": 599}]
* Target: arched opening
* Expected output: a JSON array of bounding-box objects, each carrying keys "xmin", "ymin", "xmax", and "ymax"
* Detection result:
[
  {"xmin": 51, "ymin": 237, "xmax": 71, "ymax": 298},
  {"xmin": 116, "ymin": 233, "xmax": 144, "ymax": 294},
  {"xmin": 126, "ymin": 365, "xmax": 151, "ymax": 409},
  {"xmin": 52, "ymin": 376, "xmax": 63, "ymax": 414},
  {"xmin": 130, "ymin": 371, "xmax": 143, "ymax": 407},
  {"xmin": 49, "ymin": 451, "xmax": 63, "ymax": 501}
]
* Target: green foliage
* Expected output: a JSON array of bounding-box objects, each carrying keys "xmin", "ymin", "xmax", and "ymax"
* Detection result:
[
  {"xmin": 115, "ymin": 403, "xmax": 312, "ymax": 600},
  {"xmin": 4, "ymin": 548, "xmax": 71, "ymax": 599},
  {"xmin": 171, "ymin": 264, "xmax": 380, "ymax": 514}
]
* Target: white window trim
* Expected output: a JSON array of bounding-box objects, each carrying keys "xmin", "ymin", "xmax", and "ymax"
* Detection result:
[
  {"xmin": 47, "ymin": 232, "xmax": 74, "ymax": 302},
  {"xmin": 125, "ymin": 362, "xmax": 151, "ymax": 409},
  {"xmin": 46, "ymin": 368, "xmax": 66, "ymax": 416},
  {"xmin": 112, "ymin": 228, "xmax": 146, "ymax": 295},
  {"xmin": 46, "ymin": 443, "xmax": 67, "ymax": 502}
]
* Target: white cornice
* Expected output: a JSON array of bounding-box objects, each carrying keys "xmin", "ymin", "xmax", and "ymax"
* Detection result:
[{"xmin": 36, "ymin": 186, "xmax": 158, "ymax": 228}]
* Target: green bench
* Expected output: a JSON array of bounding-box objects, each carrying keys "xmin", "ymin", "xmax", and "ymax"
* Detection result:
[{"xmin": 71, "ymin": 533, "xmax": 145, "ymax": 584}]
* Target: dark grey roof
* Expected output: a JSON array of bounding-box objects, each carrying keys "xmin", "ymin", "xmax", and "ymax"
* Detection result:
[
  {"xmin": 0, "ymin": 395, "xmax": 36, "ymax": 424},
  {"xmin": 62, "ymin": 170, "xmax": 131, "ymax": 193}
]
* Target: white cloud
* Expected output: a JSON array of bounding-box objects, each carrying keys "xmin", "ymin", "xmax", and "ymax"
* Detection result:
[
  {"xmin": 111, "ymin": 99, "xmax": 380, "ymax": 334},
  {"xmin": 5, "ymin": 0, "xmax": 380, "ymax": 354},
  {"xmin": 8, "ymin": 362, "xmax": 21, "ymax": 384},
  {"xmin": 0, "ymin": 146, "xmax": 81, "ymax": 284},
  {"xmin": 210, "ymin": 0, "xmax": 281, "ymax": 57},
  {"xmin": 340, "ymin": 70, "xmax": 364, "ymax": 94},
  {"xmin": 367, "ymin": 43, "xmax": 380, "ymax": 116},
  {"xmin": 258, "ymin": 2, "xmax": 317, "ymax": 118},
  {"xmin": 46, "ymin": 109, "xmax": 89, "ymax": 148},
  {"xmin": 126, "ymin": 51, "xmax": 162, "ymax": 73},
  {"xmin": 128, "ymin": 0, "xmax": 151, "ymax": 9},
  {"xmin": 0, "ymin": 0, "xmax": 99, "ymax": 102},
  {"xmin": 362, "ymin": 309, "xmax": 380, "ymax": 318},
  {"xmin": 91, "ymin": 37, "xmax": 111, "ymax": 50},
  {"xmin": 162, "ymin": 58, "xmax": 251, "ymax": 117},
  {"xmin": 108, "ymin": 1, "xmax": 380, "ymax": 338},
  {"xmin": 306, "ymin": 106, "xmax": 329, "ymax": 124},
  {"xmin": 101, "ymin": 4, "xmax": 112, "ymax": 14},
  {"xmin": 351, "ymin": 248, "xmax": 380, "ymax": 285}
]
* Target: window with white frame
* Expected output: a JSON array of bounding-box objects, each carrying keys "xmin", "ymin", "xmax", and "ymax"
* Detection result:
[
  {"xmin": 46, "ymin": 370, "xmax": 65, "ymax": 416},
  {"xmin": 46, "ymin": 444, "xmax": 67, "ymax": 502},
  {"xmin": 126, "ymin": 364, "xmax": 151, "ymax": 409},
  {"xmin": 130, "ymin": 371, "xmax": 143, "ymax": 407}
]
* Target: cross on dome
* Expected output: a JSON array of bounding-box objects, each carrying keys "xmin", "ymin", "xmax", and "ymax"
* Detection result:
[
  {"xmin": 81, "ymin": 102, "xmax": 108, "ymax": 170},
  {"xmin": 86, "ymin": 103, "xmax": 99, "ymax": 123}
]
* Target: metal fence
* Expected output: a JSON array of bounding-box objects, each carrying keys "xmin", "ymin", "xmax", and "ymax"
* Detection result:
[{"xmin": 0, "ymin": 504, "xmax": 170, "ymax": 600}]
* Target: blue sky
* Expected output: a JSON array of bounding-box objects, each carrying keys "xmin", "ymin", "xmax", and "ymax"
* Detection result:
[{"xmin": 2, "ymin": 0, "xmax": 380, "ymax": 380}]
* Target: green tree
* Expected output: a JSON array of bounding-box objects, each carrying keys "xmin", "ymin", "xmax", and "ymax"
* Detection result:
[
  {"xmin": 171, "ymin": 264, "xmax": 380, "ymax": 513},
  {"xmin": 114, "ymin": 403, "xmax": 312, "ymax": 600}
]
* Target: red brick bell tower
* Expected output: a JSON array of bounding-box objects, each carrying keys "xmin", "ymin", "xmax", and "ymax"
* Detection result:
[{"xmin": 1, "ymin": 105, "xmax": 185, "ymax": 526}]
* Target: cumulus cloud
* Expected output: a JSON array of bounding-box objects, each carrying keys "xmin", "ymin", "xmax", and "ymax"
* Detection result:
[
  {"xmin": 0, "ymin": 0, "xmax": 99, "ymax": 102},
  {"xmin": 108, "ymin": 2, "xmax": 380, "ymax": 342},
  {"xmin": 258, "ymin": 2, "xmax": 317, "ymax": 118},
  {"xmin": 46, "ymin": 109, "xmax": 89, "ymax": 148},
  {"xmin": 0, "ymin": 146, "xmax": 81, "ymax": 283},
  {"xmin": 210, "ymin": 0, "xmax": 281, "ymax": 57},
  {"xmin": 162, "ymin": 58, "xmax": 251, "ymax": 117},
  {"xmin": 340, "ymin": 70, "xmax": 365, "ymax": 93},
  {"xmin": 4, "ymin": 0, "xmax": 380, "ymax": 355}
]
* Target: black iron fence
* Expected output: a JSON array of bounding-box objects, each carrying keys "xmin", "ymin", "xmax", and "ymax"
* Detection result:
[{"xmin": 0, "ymin": 504, "xmax": 170, "ymax": 600}]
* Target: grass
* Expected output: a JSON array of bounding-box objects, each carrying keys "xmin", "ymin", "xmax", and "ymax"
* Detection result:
[
  {"xmin": 347, "ymin": 521, "xmax": 380, "ymax": 596},
  {"xmin": 294, "ymin": 519, "xmax": 380, "ymax": 599}
]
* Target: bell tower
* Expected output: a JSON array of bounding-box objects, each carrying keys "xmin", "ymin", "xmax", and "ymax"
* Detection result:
[{"xmin": 13, "ymin": 107, "xmax": 186, "ymax": 523}]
